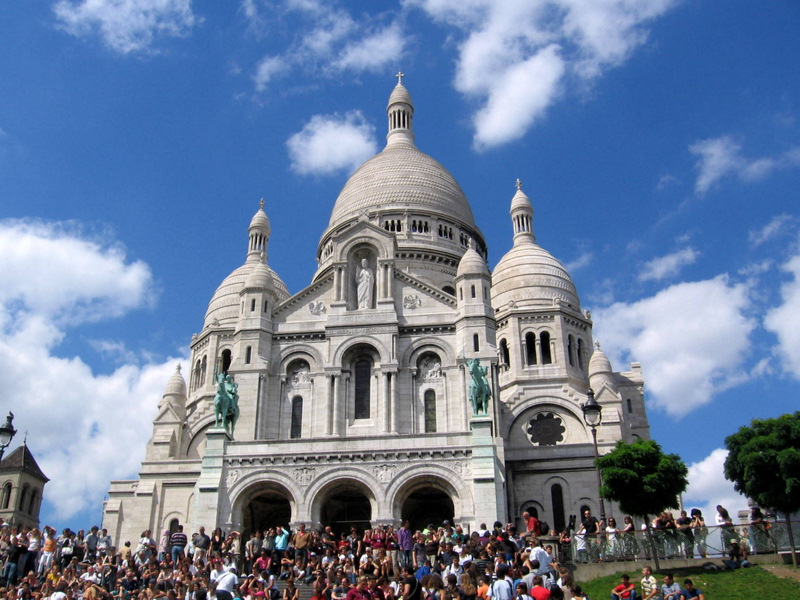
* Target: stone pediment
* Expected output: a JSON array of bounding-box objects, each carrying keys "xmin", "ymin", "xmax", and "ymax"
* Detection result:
[
  {"xmin": 272, "ymin": 273, "xmax": 333, "ymax": 320},
  {"xmin": 394, "ymin": 269, "xmax": 457, "ymax": 312}
]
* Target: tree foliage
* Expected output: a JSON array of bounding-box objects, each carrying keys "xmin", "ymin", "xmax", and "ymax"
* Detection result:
[
  {"xmin": 723, "ymin": 411, "xmax": 800, "ymax": 515},
  {"xmin": 595, "ymin": 438, "xmax": 688, "ymax": 519}
]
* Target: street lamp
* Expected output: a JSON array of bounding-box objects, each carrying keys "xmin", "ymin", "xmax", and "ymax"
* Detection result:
[
  {"xmin": 0, "ymin": 413, "xmax": 16, "ymax": 461},
  {"xmin": 582, "ymin": 389, "xmax": 606, "ymax": 524}
]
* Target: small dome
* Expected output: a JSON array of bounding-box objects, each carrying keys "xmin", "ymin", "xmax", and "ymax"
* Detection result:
[
  {"xmin": 249, "ymin": 204, "xmax": 271, "ymax": 234},
  {"xmin": 457, "ymin": 241, "xmax": 489, "ymax": 278},
  {"xmin": 492, "ymin": 242, "xmax": 580, "ymax": 311},
  {"xmin": 388, "ymin": 82, "xmax": 412, "ymax": 107},
  {"xmin": 588, "ymin": 343, "xmax": 613, "ymax": 377},
  {"xmin": 510, "ymin": 186, "xmax": 532, "ymax": 213},
  {"xmin": 243, "ymin": 255, "xmax": 274, "ymax": 291},
  {"xmin": 205, "ymin": 262, "xmax": 289, "ymax": 328},
  {"xmin": 163, "ymin": 365, "xmax": 187, "ymax": 398}
]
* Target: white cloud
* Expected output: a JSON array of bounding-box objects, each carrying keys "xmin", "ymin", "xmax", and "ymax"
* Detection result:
[
  {"xmin": 684, "ymin": 448, "xmax": 747, "ymax": 523},
  {"xmin": 53, "ymin": 0, "xmax": 199, "ymax": 55},
  {"xmin": 253, "ymin": 56, "xmax": 288, "ymax": 92},
  {"xmin": 749, "ymin": 214, "xmax": 794, "ymax": 247},
  {"xmin": 0, "ymin": 219, "xmax": 181, "ymax": 521},
  {"xmin": 564, "ymin": 251, "xmax": 593, "ymax": 272},
  {"xmin": 690, "ymin": 135, "xmax": 800, "ymax": 195},
  {"xmin": 287, "ymin": 111, "xmax": 378, "ymax": 176},
  {"xmin": 248, "ymin": 2, "xmax": 404, "ymax": 91},
  {"xmin": 764, "ymin": 248, "xmax": 800, "ymax": 379},
  {"xmin": 334, "ymin": 23, "xmax": 405, "ymax": 72},
  {"xmin": 639, "ymin": 247, "xmax": 699, "ymax": 281},
  {"xmin": 593, "ymin": 275, "xmax": 756, "ymax": 418},
  {"xmin": 406, "ymin": 0, "xmax": 678, "ymax": 149}
]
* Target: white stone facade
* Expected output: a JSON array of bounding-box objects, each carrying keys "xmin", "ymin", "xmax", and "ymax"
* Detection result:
[{"xmin": 103, "ymin": 80, "xmax": 650, "ymax": 542}]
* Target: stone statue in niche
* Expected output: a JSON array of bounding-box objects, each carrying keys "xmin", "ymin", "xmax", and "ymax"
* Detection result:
[
  {"xmin": 420, "ymin": 357, "xmax": 442, "ymax": 380},
  {"xmin": 356, "ymin": 258, "xmax": 374, "ymax": 309},
  {"xmin": 292, "ymin": 367, "xmax": 310, "ymax": 385}
]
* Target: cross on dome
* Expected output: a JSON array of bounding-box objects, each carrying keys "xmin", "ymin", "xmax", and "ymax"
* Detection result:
[
  {"xmin": 259, "ymin": 198, "xmax": 265, "ymax": 210},
  {"xmin": 516, "ymin": 178, "xmax": 523, "ymax": 190},
  {"xmin": 396, "ymin": 71, "xmax": 405, "ymax": 84}
]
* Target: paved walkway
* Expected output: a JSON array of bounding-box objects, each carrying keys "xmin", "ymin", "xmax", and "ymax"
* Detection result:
[{"xmin": 761, "ymin": 563, "xmax": 800, "ymax": 582}]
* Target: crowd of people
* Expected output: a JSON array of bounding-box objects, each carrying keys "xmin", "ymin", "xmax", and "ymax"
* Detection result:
[
  {"xmin": 0, "ymin": 512, "xmax": 597, "ymax": 600},
  {"xmin": 0, "ymin": 503, "xmax": 782, "ymax": 600}
]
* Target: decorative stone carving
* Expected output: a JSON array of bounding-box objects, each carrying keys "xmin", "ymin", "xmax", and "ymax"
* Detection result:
[
  {"xmin": 419, "ymin": 357, "xmax": 442, "ymax": 380},
  {"xmin": 403, "ymin": 294, "xmax": 422, "ymax": 309},
  {"xmin": 290, "ymin": 367, "xmax": 311, "ymax": 387},
  {"xmin": 293, "ymin": 467, "xmax": 316, "ymax": 486},
  {"xmin": 309, "ymin": 301, "xmax": 326, "ymax": 315},
  {"xmin": 226, "ymin": 469, "xmax": 241, "ymax": 487},
  {"xmin": 373, "ymin": 464, "xmax": 396, "ymax": 483}
]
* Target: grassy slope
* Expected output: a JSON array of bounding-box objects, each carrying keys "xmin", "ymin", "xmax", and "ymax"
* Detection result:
[{"xmin": 578, "ymin": 566, "xmax": 797, "ymax": 600}]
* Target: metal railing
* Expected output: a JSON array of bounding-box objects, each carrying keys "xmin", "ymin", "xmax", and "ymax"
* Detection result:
[{"xmin": 567, "ymin": 521, "xmax": 800, "ymax": 563}]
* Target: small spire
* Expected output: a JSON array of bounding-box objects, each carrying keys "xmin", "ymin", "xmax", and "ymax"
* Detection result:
[
  {"xmin": 396, "ymin": 71, "xmax": 405, "ymax": 85},
  {"xmin": 595, "ymin": 341, "xmax": 601, "ymax": 350},
  {"xmin": 259, "ymin": 198, "xmax": 265, "ymax": 210},
  {"xmin": 175, "ymin": 364, "xmax": 182, "ymax": 374},
  {"xmin": 516, "ymin": 178, "xmax": 522, "ymax": 190}
]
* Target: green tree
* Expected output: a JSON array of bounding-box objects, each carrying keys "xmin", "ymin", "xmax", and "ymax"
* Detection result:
[
  {"xmin": 596, "ymin": 438, "xmax": 689, "ymax": 569},
  {"xmin": 724, "ymin": 411, "xmax": 800, "ymax": 567}
]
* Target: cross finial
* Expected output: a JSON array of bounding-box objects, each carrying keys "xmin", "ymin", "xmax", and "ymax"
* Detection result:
[
  {"xmin": 595, "ymin": 341, "xmax": 601, "ymax": 350},
  {"xmin": 175, "ymin": 364, "xmax": 182, "ymax": 374},
  {"xmin": 515, "ymin": 178, "xmax": 522, "ymax": 190},
  {"xmin": 259, "ymin": 198, "xmax": 265, "ymax": 210},
  {"xmin": 396, "ymin": 71, "xmax": 405, "ymax": 85}
]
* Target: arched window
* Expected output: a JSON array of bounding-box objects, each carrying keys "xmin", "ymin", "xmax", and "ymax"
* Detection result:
[
  {"xmin": 551, "ymin": 484, "xmax": 566, "ymax": 533},
  {"xmin": 577, "ymin": 338, "xmax": 585, "ymax": 370},
  {"xmin": 221, "ymin": 349, "xmax": 232, "ymax": 373},
  {"xmin": 200, "ymin": 355, "xmax": 207, "ymax": 387},
  {"xmin": 264, "ymin": 300, "xmax": 269, "ymax": 313},
  {"xmin": 354, "ymin": 358, "xmax": 372, "ymax": 420},
  {"xmin": 18, "ymin": 485, "xmax": 28, "ymax": 511},
  {"xmin": 245, "ymin": 346, "xmax": 252, "ymax": 365},
  {"xmin": 290, "ymin": 396, "xmax": 303, "ymax": 439},
  {"xmin": 473, "ymin": 334, "xmax": 480, "ymax": 352},
  {"xmin": 1, "ymin": 483, "xmax": 10, "ymax": 509},
  {"xmin": 424, "ymin": 390, "xmax": 437, "ymax": 433},
  {"xmin": 540, "ymin": 332, "xmax": 552, "ymax": 364},
  {"xmin": 250, "ymin": 298, "xmax": 256, "ymax": 312},
  {"xmin": 568, "ymin": 335, "xmax": 575, "ymax": 367},
  {"xmin": 443, "ymin": 285, "xmax": 455, "ymax": 296},
  {"xmin": 471, "ymin": 285, "xmax": 476, "ymax": 299},
  {"xmin": 193, "ymin": 359, "xmax": 201, "ymax": 391},
  {"xmin": 525, "ymin": 332, "xmax": 537, "ymax": 365},
  {"xmin": 28, "ymin": 489, "xmax": 38, "ymax": 515},
  {"xmin": 459, "ymin": 288, "xmax": 463, "ymax": 300},
  {"xmin": 499, "ymin": 339, "xmax": 510, "ymax": 367},
  {"xmin": 627, "ymin": 398, "xmax": 633, "ymax": 413}
]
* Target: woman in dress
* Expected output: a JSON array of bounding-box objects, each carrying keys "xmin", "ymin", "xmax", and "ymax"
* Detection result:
[{"xmin": 605, "ymin": 517, "xmax": 620, "ymax": 560}]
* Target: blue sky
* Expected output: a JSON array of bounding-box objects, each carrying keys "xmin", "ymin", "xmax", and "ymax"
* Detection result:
[{"xmin": 1, "ymin": 0, "xmax": 799, "ymax": 532}]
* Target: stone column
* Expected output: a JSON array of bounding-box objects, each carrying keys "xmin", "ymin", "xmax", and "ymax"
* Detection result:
[
  {"xmin": 390, "ymin": 371, "xmax": 398, "ymax": 433},
  {"xmin": 381, "ymin": 371, "xmax": 390, "ymax": 433},
  {"xmin": 332, "ymin": 374, "xmax": 342, "ymax": 436}
]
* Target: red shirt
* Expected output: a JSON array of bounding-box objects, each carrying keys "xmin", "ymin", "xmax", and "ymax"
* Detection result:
[{"xmin": 531, "ymin": 587, "xmax": 550, "ymax": 600}]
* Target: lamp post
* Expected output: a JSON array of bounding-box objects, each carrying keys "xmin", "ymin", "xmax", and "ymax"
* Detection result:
[
  {"xmin": 582, "ymin": 389, "xmax": 606, "ymax": 524},
  {"xmin": 0, "ymin": 412, "xmax": 16, "ymax": 461}
]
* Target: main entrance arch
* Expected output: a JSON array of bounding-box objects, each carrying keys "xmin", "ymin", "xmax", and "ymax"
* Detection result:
[
  {"xmin": 392, "ymin": 475, "xmax": 457, "ymax": 532},
  {"xmin": 311, "ymin": 478, "xmax": 375, "ymax": 536},
  {"xmin": 235, "ymin": 481, "xmax": 294, "ymax": 535}
]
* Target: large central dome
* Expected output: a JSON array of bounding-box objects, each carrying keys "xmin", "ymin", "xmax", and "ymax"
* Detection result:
[{"xmin": 328, "ymin": 143, "xmax": 476, "ymax": 229}]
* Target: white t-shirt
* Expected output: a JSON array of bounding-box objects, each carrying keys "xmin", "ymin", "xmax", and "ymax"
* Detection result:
[{"xmin": 487, "ymin": 578, "xmax": 514, "ymax": 600}]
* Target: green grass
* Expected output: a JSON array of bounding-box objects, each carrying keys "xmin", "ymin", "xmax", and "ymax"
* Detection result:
[{"xmin": 578, "ymin": 565, "xmax": 798, "ymax": 600}]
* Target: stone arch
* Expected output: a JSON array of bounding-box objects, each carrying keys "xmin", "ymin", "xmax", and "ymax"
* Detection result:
[
  {"xmin": 229, "ymin": 473, "xmax": 300, "ymax": 533},
  {"xmin": 307, "ymin": 472, "xmax": 380, "ymax": 534},
  {"xmin": 337, "ymin": 234, "xmax": 392, "ymax": 264},
  {"xmin": 502, "ymin": 397, "xmax": 590, "ymax": 444},
  {"xmin": 401, "ymin": 338, "xmax": 456, "ymax": 370},
  {"xmin": 185, "ymin": 421, "xmax": 215, "ymax": 460},
  {"xmin": 275, "ymin": 345, "xmax": 324, "ymax": 376},
  {"xmin": 161, "ymin": 510, "xmax": 185, "ymax": 532},
  {"xmin": 387, "ymin": 465, "xmax": 472, "ymax": 526},
  {"xmin": 333, "ymin": 336, "xmax": 391, "ymax": 366}
]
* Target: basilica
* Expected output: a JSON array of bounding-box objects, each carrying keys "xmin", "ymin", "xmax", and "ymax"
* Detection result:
[{"xmin": 103, "ymin": 78, "xmax": 650, "ymax": 541}]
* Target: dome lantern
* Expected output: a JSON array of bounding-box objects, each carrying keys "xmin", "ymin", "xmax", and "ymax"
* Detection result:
[{"xmin": 386, "ymin": 72, "xmax": 414, "ymax": 148}]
